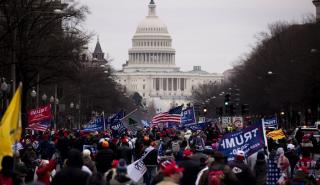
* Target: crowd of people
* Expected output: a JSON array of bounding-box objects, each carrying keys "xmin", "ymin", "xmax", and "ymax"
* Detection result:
[{"xmin": 0, "ymin": 125, "xmax": 320, "ymax": 185}]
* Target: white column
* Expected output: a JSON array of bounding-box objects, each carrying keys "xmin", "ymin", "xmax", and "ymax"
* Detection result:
[
  {"xmin": 177, "ymin": 78, "xmax": 180, "ymax": 91},
  {"xmin": 173, "ymin": 54, "xmax": 175, "ymax": 64},
  {"xmin": 166, "ymin": 54, "xmax": 168, "ymax": 64},
  {"xmin": 161, "ymin": 53, "xmax": 163, "ymax": 64},
  {"xmin": 139, "ymin": 53, "xmax": 141, "ymax": 63}
]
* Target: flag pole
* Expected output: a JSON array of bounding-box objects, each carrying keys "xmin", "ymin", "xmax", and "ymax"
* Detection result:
[
  {"xmin": 120, "ymin": 108, "xmax": 138, "ymax": 121},
  {"xmin": 102, "ymin": 111, "xmax": 106, "ymax": 131}
]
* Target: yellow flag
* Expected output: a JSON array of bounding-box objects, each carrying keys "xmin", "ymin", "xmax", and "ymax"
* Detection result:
[
  {"xmin": 0, "ymin": 83, "xmax": 22, "ymax": 167},
  {"xmin": 266, "ymin": 129, "xmax": 286, "ymax": 140}
]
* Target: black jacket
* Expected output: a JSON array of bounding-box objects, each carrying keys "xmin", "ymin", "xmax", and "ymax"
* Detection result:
[
  {"xmin": 178, "ymin": 158, "xmax": 202, "ymax": 185},
  {"xmin": 229, "ymin": 160, "xmax": 255, "ymax": 185}
]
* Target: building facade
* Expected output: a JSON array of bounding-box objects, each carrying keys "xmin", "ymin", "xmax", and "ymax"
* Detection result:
[{"xmin": 114, "ymin": 0, "xmax": 223, "ymax": 112}]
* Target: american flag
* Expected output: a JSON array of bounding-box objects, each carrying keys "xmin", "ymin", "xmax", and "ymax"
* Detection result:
[
  {"xmin": 151, "ymin": 105, "xmax": 182, "ymax": 124},
  {"xmin": 27, "ymin": 120, "xmax": 50, "ymax": 132}
]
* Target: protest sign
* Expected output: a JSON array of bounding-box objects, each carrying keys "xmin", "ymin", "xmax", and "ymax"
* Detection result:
[
  {"xmin": 188, "ymin": 122, "xmax": 210, "ymax": 131},
  {"xmin": 262, "ymin": 116, "xmax": 277, "ymax": 128},
  {"xmin": 232, "ymin": 116, "xmax": 244, "ymax": 128},
  {"xmin": 181, "ymin": 107, "xmax": 196, "ymax": 126},
  {"xmin": 222, "ymin": 116, "xmax": 232, "ymax": 128},
  {"xmin": 127, "ymin": 159, "xmax": 147, "ymax": 183},
  {"xmin": 83, "ymin": 145, "xmax": 97, "ymax": 155},
  {"xmin": 218, "ymin": 122, "xmax": 266, "ymax": 161}
]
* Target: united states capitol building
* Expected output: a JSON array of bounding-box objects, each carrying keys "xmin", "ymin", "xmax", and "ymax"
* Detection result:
[{"xmin": 112, "ymin": 0, "xmax": 223, "ymax": 112}]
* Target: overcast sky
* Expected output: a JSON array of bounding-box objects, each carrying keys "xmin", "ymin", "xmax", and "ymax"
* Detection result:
[{"xmin": 75, "ymin": 0, "xmax": 315, "ymax": 73}]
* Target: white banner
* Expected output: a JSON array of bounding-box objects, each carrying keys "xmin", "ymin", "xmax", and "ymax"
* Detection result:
[
  {"xmin": 127, "ymin": 159, "xmax": 147, "ymax": 183},
  {"xmin": 222, "ymin": 116, "xmax": 232, "ymax": 128}
]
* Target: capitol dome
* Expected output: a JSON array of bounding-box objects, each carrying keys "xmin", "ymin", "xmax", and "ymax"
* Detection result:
[
  {"xmin": 136, "ymin": 17, "xmax": 168, "ymax": 34},
  {"xmin": 135, "ymin": 0, "xmax": 169, "ymax": 35},
  {"xmin": 124, "ymin": 0, "xmax": 178, "ymax": 73}
]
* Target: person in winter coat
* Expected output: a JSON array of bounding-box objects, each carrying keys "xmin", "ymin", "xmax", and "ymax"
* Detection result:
[
  {"xmin": 36, "ymin": 159, "xmax": 56, "ymax": 185},
  {"xmin": 197, "ymin": 152, "xmax": 238, "ymax": 185},
  {"xmin": 156, "ymin": 161, "xmax": 184, "ymax": 185},
  {"xmin": 142, "ymin": 136, "xmax": 158, "ymax": 185},
  {"xmin": 285, "ymin": 144, "xmax": 299, "ymax": 178},
  {"xmin": 254, "ymin": 151, "xmax": 267, "ymax": 185},
  {"xmin": 104, "ymin": 159, "xmax": 132, "ymax": 185},
  {"xmin": 177, "ymin": 149, "xmax": 202, "ymax": 185},
  {"xmin": 295, "ymin": 143, "xmax": 317, "ymax": 178},
  {"xmin": 51, "ymin": 149, "xmax": 90, "ymax": 185},
  {"xmin": 0, "ymin": 156, "xmax": 14, "ymax": 185},
  {"xmin": 83, "ymin": 149, "xmax": 97, "ymax": 175},
  {"xmin": 276, "ymin": 147, "xmax": 290, "ymax": 184},
  {"xmin": 292, "ymin": 166, "xmax": 316, "ymax": 185},
  {"xmin": 96, "ymin": 140, "xmax": 114, "ymax": 174},
  {"xmin": 228, "ymin": 150, "xmax": 255, "ymax": 185},
  {"xmin": 117, "ymin": 138, "xmax": 132, "ymax": 164},
  {"xmin": 21, "ymin": 144, "xmax": 37, "ymax": 183}
]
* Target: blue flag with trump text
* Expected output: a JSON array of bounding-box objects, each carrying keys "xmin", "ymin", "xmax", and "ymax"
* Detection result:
[
  {"xmin": 262, "ymin": 116, "xmax": 278, "ymax": 128},
  {"xmin": 110, "ymin": 110, "xmax": 126, "ymax": 137},
  {"xmin": 218, "ymin": 122, "xmax": 266, "ymax": 161},
  {"xmin": 83, "ymin": 116, "xmax": 105, "ymax": 132},
  {"xmin": 181, "ymin": 106, "xmax": 196, "ymax": 127}
]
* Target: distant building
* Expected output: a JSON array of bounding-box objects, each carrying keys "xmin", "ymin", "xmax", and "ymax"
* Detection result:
[
  {"xmin": 82, "ymin": 39, "xmax": 108, "ymax": 69},
  {"xmin": 222, "ymin": 68, "xmax": 236, "ymax": 84},
  {"xmin": 108, "ymin": 0, "xmax": 223, "ymax": 112}
]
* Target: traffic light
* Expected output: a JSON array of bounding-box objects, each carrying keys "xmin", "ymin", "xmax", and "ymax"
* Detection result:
[
  {"xmin": 224, "ymin": 94, "xmax": 231, "ymax": 106},
  {"xmin": 216, "ymin": 107, "xmax": 223, "ymax": 116},
  {"xmin": 241, "ymin": 104, "xmax": 249, "ymax": 115}
]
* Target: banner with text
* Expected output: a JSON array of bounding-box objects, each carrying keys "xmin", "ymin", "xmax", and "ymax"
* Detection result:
[
  {"xmin": 110, "ymin": 110, "xmax": 126, "ymax": 137},
  {"xmin": 83, "ymin": 116, "xmax": 105, "ymax": 132},
  {"xmin": 262, "ymin": 116, "xmax": 278, "ymax": 128},
  {"xmin": 188, "ymin": 121, "xmax": 211, "ymax": 131},
  {"xmin": 218, "ymin": 122, "xmax": 266, "ymax": 161},
  {"xmin": 181, "ymin": 106, "xmax": 196, "ymax": 127},
  {"xmin": 127, "ymin": 159, "xmax": 147, "ymax": 183},
  {"xmin": 221, "ymin": 116, "xmax": 232, "ymax": 128},
  {"xmin": 28, "ymin": 105, "xmax": 52, "ymax": 124}
]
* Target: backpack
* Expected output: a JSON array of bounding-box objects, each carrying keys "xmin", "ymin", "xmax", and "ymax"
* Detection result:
[{"xmin": 208, "ymin": 169, "xmax": 225, "ymax": 185}]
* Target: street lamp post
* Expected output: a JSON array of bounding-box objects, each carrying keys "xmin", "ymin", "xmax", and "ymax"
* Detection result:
[
  {"xmin": 42, "ymin": 93, "xmax": 47, "ymax": 105},
  {"xmin": 50, "ymin": 95, "xmax": 59, "ymax": 129},
  {"xmin": 30, "ymin": 87, "xmax": 37, "ymax": 108},
  {"xmin": 70, "ymin": 102, "xmax": 74, "ymax": 129},
  {"xmin": 0, "ymin": 78, "xmax": 10, "ymax": 116},
  {"xmin": 76, "ymin": 103, "xmax": 80, "ymax": 129}
]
